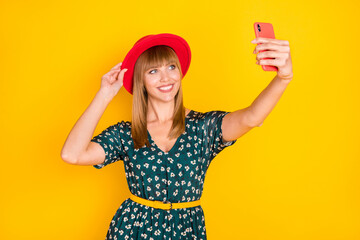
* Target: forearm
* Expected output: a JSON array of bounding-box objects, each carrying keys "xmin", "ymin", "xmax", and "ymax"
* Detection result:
[
  {"xmin": 60, "ymin": 89, "xmax": 112, "ymax": 163},
  {"xmin": 247, "ymin": 75, "xmax": 292, "ymax": 127}
]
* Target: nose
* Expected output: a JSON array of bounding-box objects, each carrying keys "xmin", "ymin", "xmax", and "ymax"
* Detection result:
[{"xmin": 159, "ymin": 69, "xmax": 170, "ymax": 81}]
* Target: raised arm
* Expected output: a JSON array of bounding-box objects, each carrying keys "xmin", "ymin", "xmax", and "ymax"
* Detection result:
[
  {"xmin": 222, "ymin": 37, "xmax": 293, "ymax": 142},
  {"xmin": 61, "ymin": 89, "xmax": 112, "ymax": 165},
  {"xmin": 60, "ymin": 62, "xmax": 127, "ymax": 165}
]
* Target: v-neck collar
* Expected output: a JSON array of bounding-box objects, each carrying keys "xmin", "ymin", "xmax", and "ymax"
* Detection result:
[{"xmin": 147, "ymin": 110, "xmax": 193, "ymax": 155}]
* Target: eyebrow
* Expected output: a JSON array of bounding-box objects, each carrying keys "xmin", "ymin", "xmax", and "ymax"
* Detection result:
[{"xmin": 147, "ymin": 61, "xmax": 176, "ymax": 70}]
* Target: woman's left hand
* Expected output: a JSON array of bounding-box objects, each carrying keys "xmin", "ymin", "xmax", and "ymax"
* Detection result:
[{"xmin": 252, "ymin": 37, "xmax": 293, "ymax": 80}]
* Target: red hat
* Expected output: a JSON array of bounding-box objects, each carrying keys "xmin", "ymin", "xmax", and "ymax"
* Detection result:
[{"xmin": 121, "ymin": 33, "xmax": 191, "ymax": 95}]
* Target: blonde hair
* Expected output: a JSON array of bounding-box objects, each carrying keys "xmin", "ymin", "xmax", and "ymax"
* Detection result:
[{"xmin": 131, "ymin": 45, "xmax": 186, "ymax": 149}]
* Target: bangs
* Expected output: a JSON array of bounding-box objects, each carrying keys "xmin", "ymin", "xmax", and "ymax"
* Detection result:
[{"xmin": 141, "ymin": 45, "xmax": 180, "ymax": 72}]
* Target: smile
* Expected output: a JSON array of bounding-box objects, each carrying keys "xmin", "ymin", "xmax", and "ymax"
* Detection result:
[{"xmin": 157, "ymin": 84, "xmax": 174, "ymax": 92}]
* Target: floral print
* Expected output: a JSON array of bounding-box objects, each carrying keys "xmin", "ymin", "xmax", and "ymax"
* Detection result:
[{"xmin": 91, "ymin": 110, "xmax": 237, "ymax": 239}]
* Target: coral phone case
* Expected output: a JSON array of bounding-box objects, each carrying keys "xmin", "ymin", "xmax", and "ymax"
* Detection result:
[{"xmin": 253, "ymin": 22, "xmax": 277, "ymax": 71}]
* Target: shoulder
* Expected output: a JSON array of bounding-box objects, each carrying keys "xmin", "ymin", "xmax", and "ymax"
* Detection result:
[
  {"xmin": 188, "ymin": 110, "xmax": 230, "ymax": 130},
  {"xmin": 119, "ymin": 120, "xmax": 131, "ymax": 127},
  {"xmin": 191, "ymin": 110, "xmax": 229, "ymax": 121},
  {"xmin": 109, "ymin": 121, "xmax": 132, "ymax": 138}
]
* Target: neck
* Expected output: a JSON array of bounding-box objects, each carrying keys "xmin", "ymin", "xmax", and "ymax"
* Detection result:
[{"xmin": 147, "ymin": 99, "xmax": 175, "ymax": 124}]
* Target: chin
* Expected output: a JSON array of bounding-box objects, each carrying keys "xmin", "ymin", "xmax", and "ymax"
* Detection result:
[
  {"xmin": 158, "ymin": 95, "xmax": 177, "ymax": 102},
  {"xmin": 150, "ymin": 92, "xmax": 177, "ymax": 103}
]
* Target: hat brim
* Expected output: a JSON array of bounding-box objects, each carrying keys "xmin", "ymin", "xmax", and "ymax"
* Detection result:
[{"xmin": 121, "ymin": 33, "xmax": 191, "ymax": 95}]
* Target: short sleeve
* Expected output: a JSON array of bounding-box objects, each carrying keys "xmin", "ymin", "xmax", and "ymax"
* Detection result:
[
  {"xmin": 201, "ymin": 111, "xmax": 237, "ymax": 163},
  {"xmin": 90, "ymin": 121, "xmax": 127, "ymax": 169}
]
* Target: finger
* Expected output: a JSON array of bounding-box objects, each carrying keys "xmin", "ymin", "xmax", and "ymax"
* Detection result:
[
  {"xmin": 256, "ymin": 51, "xmax": 288, "ymax": 61},
  {"xmin": 252, "ymin": 37, "xmax": 289, "ymax": 46},
  {"xmin": 256, "ymin": 58, "xmax": 285, "ymax": 67},
  {"xmin": 254, "ymin": 44, "xmax": 289, "ymax": 54},
  {"xmin": 103, "ymin": 69, "xmax": 118, "ymax": 77},
  {"xmin": 116, "ymin": 68, "xmax": 128, "ymax": 80},
  {"xmin": 103, "ymin": 64, "xmax": 125, "ymax": 79},
  {"xmin": 107, "ymin": 65, "xmax": 123, "ymax": 75},
  {"xmin": 108, "ymin": 70, "xmax": 120, "ymax": 78},
  {"xmin": 252, "ymin": 37, "xmax": 288, "ymax": 45},
  {"xmin": 107, "ymin": 68, "xmax": 124, "ymax": 81}
]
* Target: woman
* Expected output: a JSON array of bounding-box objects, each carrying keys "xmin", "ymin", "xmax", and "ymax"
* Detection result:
[{"xmin": 61, "ymin": 33, "xmax": 293, "ymax": 239}]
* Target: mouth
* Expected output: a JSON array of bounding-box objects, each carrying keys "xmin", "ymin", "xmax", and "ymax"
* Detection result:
[{"xmin": 157, "ymin": 84, "xmax": 174, "ymax": 93}]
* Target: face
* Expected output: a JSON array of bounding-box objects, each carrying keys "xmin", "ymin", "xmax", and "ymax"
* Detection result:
[{"xmin": 143, "ymin": 61, "xmax": 181, "ymax": 103}]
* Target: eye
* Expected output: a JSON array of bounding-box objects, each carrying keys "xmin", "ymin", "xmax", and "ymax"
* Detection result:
[{"xmin": 148, "ymin": 64, "xmax": 176, "ymax": 74}]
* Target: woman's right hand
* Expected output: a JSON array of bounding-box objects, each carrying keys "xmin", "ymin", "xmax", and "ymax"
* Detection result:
[{"xmin": 99, "ymin": 62, "xmax": 128, "ymax": 99}]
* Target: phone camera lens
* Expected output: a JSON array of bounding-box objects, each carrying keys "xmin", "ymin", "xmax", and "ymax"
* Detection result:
[{"xmin": 257, "ymin": 24, "xmax": 261, "ymax": 32}]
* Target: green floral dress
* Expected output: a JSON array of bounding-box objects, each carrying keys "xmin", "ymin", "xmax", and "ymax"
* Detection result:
[{"xmin": 91, "ymin": 110, "xmax": 237, "ymax": 240}]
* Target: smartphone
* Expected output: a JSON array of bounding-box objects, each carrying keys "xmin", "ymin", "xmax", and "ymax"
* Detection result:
[{"xmin": 253, "ymin": 22, "xmax": 277, "ymax": 71}]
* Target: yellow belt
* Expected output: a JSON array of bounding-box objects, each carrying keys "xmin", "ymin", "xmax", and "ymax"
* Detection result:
[{"xmin": 129, "ymin": 192, "xmax": 201, "ymax": 210}]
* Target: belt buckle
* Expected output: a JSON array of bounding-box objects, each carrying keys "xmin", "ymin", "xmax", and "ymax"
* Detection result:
[{"xmin": 162, "ymin": 200, "xmax": 172, "ymax": 210}]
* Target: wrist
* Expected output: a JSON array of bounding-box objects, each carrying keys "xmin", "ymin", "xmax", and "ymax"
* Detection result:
[
  {"xmin": 277, "ymin": 73, "xmax": 293, "ymax": 81},
  {"xmin": 96, "ymin": 88, "xmax": 113, "ymax": 104}
]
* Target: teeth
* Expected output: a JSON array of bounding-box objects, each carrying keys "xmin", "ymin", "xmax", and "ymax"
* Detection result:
[{"xmin": 159, "ymin": 85, "xmax": 173, "ymax": 90}]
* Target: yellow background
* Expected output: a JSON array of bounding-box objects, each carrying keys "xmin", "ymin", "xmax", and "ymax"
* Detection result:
[{"xmin": 1, "ymin": 0, "xmax": 359, "ymax": 239}]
